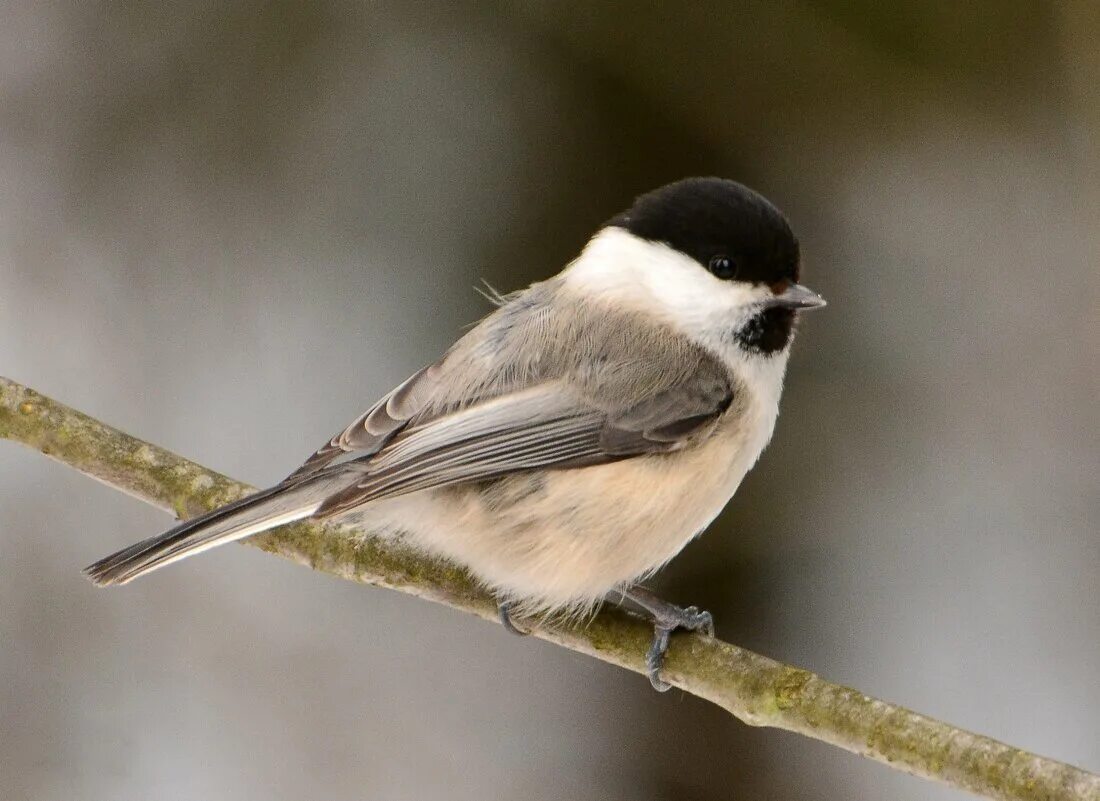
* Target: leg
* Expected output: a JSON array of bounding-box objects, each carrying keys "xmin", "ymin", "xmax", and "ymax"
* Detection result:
[
  {"xmin": 498, "ymin": 600, "xmax": 529, "ymax": 637},
  {"xmin": 618, "ymin": 585, "xmax": 715, "ymax": 692}
]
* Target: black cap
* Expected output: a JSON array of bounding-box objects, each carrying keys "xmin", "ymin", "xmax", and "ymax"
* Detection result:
[{"xmin": 609, "ymin": 177, "xmax": 800, "ymax": 287}]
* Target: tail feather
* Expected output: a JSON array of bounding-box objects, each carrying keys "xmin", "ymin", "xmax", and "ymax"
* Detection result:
[{"xmin": 83, "ymin": 478, "xmax": 335, "ymax": 587}]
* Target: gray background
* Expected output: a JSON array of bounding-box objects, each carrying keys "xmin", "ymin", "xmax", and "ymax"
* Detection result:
[{"xmin": 1, "ymin": 3, "xmax": 1097, "ymax": 800}]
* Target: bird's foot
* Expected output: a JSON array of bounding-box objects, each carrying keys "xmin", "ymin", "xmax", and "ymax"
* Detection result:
[
  {"xmin": 620, "ymin": 585, "xmax": 715, "ymax": 692},
  {"xmin": 498, "ymin": 600, "xmax": 530, "ymax": 637}
]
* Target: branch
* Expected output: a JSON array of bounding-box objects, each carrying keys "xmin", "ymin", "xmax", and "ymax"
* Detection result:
[{"xmin": 1, "ymin": 375, "xmax": 1095, "ymax": 801}]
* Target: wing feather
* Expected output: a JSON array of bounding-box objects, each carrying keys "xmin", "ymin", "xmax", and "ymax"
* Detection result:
[
  {"xmin": 313, "ymin": 379, "xmax": 732, "ymax": 518},
  {"xmin": 284, "ymin": 363, "xmax": 441, "ymax": 480},
  {"xmin": 287, "ymin": 282, "xmax": 735, "ymax": 510}
]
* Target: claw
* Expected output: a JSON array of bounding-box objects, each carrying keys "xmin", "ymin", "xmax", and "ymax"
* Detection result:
[
  {"xmin": 678, "ymin": 606, "xmax": 715, "ymax": 638},
  {"xmin": 619, "ymin": 586, "xmax": 716, "ymax": 692},
  {"xmin": 646, "ymin": 626, "xmax": 675, "ymax": 691},
  {"xmin": 498, "ymin": 601, "xmax": 529, "ymax": 637}
]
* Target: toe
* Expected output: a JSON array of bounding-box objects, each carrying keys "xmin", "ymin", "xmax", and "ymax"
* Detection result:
[
  {"xmin": 645, "ymin": 626, "xmax": 674, "ymax": 692},
  {"xmin": 498, "ymin": 602, "xmax": 530, "ymax": 637}
]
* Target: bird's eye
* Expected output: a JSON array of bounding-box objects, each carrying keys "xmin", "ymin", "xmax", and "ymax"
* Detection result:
[{"xmin": 708, "ymin": 255, "xmax": 738, "ymax": 280}]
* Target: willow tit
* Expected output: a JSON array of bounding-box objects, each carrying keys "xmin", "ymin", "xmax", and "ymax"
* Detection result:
[{"xmin": 85, "ymin": 177, "xmax": 825, "ymax": 690}]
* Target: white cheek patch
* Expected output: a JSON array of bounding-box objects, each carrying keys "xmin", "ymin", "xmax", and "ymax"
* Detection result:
[{"xmin": 564, "ymin": 227, "xmax": 773, "ymax": 348}]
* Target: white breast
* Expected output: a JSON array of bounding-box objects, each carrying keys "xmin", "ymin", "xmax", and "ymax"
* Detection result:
[
  {"xmin": 355, "ymin": 353, "xmax": 788, "ymax": 615},
  {"xmin": 346, "ymin": 227, "xmax": 794, "ymax": 613}
]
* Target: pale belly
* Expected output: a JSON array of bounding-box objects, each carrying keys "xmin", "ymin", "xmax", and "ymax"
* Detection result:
[{"xmin": 348, "ymin": 402, "xmax": 779, "ymax": 614}]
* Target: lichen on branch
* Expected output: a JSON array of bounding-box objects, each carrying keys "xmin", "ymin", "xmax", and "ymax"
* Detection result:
[{"xmin": 1, "ymin": 375, "xmax": 1096, "ymax": 801}]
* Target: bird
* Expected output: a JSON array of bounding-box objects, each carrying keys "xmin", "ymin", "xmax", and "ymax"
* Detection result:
[{"xmin": 84, "ymin": 177, "xmax": 825, "ymax": 690}]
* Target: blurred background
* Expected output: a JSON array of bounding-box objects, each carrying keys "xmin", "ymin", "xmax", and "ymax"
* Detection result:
[{"xmin": 1, "ymin": 2, "xmax": 1097, "ymax": 799}]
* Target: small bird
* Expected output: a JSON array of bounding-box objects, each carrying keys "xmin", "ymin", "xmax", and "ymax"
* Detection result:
[{"xmin": 84, "ymin": 177, "xmax": 825, "ymax": 690}]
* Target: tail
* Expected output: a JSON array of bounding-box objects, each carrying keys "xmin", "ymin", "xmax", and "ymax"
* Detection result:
[{"xmin": 83, "ymin": 475, "xmax": 341, "ymax": 587}]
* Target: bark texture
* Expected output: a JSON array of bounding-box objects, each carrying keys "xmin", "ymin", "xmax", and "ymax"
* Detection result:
[{"xmin": 1, "ymin": 375, "xmax": 1096, "ymax": 801}]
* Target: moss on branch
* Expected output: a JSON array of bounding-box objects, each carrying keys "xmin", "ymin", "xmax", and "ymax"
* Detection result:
[{"xmin": 1, "ymin": 375, "xmax": 1096, "ymax": 801}]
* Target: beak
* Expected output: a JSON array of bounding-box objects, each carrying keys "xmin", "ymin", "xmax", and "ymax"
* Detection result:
[{"xmin": 766, "ymin": 283, "xmax": 826, "ymax": 311}]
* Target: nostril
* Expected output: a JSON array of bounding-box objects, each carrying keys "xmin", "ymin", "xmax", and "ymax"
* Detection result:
[{"xmin": 769, "ymin": 279, "xmax": 791, "ymax": 295}]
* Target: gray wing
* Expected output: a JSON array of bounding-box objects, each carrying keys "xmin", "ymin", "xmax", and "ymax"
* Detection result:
[
  {"xmin": 287, "ymin": 277, "xmax": 733, "ymax": 500},
  {"xmin": 285, "ymin": 363, "xmax": 442, "ymax": 481},
  {"xmin": 313, "ymin": 376, "xmax": 733, "ymax": 518}
]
